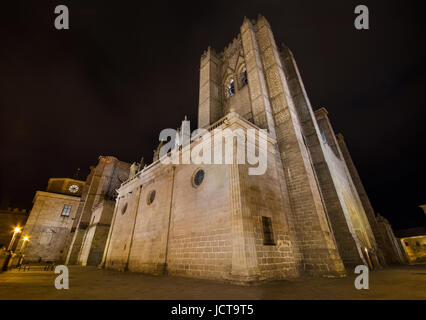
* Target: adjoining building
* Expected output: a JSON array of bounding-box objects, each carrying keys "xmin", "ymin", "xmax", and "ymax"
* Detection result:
[
  {"xmin": 14, "ymin": 178, "xmax": 85, "ymax": 263},
  {"xmin": 10, "ymin": 156, "xmax": 130, "ymax": 266},
  {"xmin": 99, "ymin": 15, "xmax": 405, "ymax": 284},
  {"xmin": 64, "ymin": 156, "xmax": 131, "ymax": 266}
]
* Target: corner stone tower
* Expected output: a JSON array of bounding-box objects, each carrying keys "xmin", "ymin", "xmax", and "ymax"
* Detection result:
[
  {"xmin": 199, "ymin": 15, "xmax": 346, "ymax": 276},
  {"xmin": 64, "ymin": 156, "xmax": 130, "ymax": 266}
]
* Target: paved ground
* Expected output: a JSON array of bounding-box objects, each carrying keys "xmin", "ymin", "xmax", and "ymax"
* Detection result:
[{"xmin": 0, "ymin": 264, "xmax": 425, "ymax": 299}]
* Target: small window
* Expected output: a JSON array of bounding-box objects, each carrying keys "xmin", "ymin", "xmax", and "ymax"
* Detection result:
[
  {"xmin": 192, "ymin": 169, "xmax": 205, "ymax": 187},
  {"xmin": 226, "ymin": 79, "xmax": 235, "ymax": 98},
  {"xmin": 262, "ymin": 216, "xmax": 275, "ymax": 245},
  {"xmin": 121, "ymin": 203, "xmax": 128, "ymax": 215},
  {"xmin": 416, "ymin": 242, "xmax": 420, "ymax": 247},
  {"xmin": 147, "ymin": 190, "xmax": 156, "ymax": 205},
  {"xmin": 241, "ymin": 69, "xmax": 248, "ymax": 86},
  {"xmin": 61, "ymin": 204, "xmax": 72, "ymax": 217},
  {"xmin": 405, "ymin": 242, "xmax": 409, "ymax": 246},
  {"xmin": 321, "ymin": 131, "xmax": 327, "ymax": 143}
]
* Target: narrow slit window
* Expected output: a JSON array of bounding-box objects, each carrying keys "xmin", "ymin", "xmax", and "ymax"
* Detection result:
[
  {"xmin": 241, "ymin": 69, "xmax": 248, "ymax": 86},
  {"xmin": 262, "ymin": 216, "xmax": 275, "ymax": 245}
]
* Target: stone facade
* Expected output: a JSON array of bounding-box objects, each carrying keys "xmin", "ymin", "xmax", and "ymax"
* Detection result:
[
  {"xmin": 395, "ymin": 227, "xmax": 426, "ymax": 264},
  {"xmin": 15, "ymin": 178, "xmax": 84, "ymax": 263},
  {"xmin": 100, "ymin": 15, "xmax": 406, "ymax": 283},
  {"xmin": 10, "ymin": 15, "xmax": 406, "ymax": 284},
  {"xmin": 336, "ymin": 134, "xmax": 407, "ymax": 265},
  {"xmin": 197, "ymin": 15, "xmax": 348, "ymax": 277},
  {"xmin": 64, "ymin": 156, "xmax": 131, "ymax": 266},
  {"xmin": 374, "ymin": 215, "xmax": 407, "ymax": 265},
  {"xmin": 102, "ymin": 114, "xmax": 304, "ymax": 282},
  {"xmin": 314, "ymin": 109, "xmax": 378, "ymax": 268},
  {"xmin": 399, "ymin": 236, "xmax": 426, "ymax": 264}
]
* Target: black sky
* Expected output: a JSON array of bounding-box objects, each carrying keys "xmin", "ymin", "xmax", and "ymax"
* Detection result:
[{"xmin": 0, "ymin": 0, "xmax": 425, "ymax": 230}]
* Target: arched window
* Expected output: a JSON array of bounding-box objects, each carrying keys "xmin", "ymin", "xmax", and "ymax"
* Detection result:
[
  {"xmin": 226, "ymin": 79, "xmax": 235, "ymax": 98},
  {"xmin": 241, "ymin": 68, "xmax": 248, "ymax": 87}
]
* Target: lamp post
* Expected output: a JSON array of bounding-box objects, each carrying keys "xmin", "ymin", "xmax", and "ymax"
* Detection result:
[
  {"xmin": 7, "ymin": 227, "xmax": 21, "ymax": 251},
  {"xmin": 2, "ymin": 227, "xmax": 21, "ymax": 271},
  {"xmin": 21, "ymin": 236, "xmax": 29, "ymax": 251},
  {"xmin": 17, "ymin": 236, "xmax": 29, "ymax": 267}
]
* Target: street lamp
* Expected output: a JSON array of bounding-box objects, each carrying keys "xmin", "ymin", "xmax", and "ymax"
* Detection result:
[
  {"xmin": 17, "ymin": 236, "xmax": 29, "ymax": 267},
  {"xmin": 7, "ymin": 227, "xmax": 21, "ymax": 251},
  {"xmin": 21, "ymin": 236, "xmax": 29, "ymax": 250},
  {"xmin": 2, "ymin": 227, "xmax": 22, "ymax": 271}
]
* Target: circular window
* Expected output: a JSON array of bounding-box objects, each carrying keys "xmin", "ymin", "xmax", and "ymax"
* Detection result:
[
  {"xmin": 147, "ymin": 190, "xmax": 156, "ymax": 205},
  {"xmin": 192, "ymin": 169, "xmax": 205, "ymax": 187},
  {"xmin": 121, "ymin": 203, "xmax": 128, "ymax": 215}
]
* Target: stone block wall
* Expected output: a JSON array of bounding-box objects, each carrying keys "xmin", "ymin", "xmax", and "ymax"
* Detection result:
[
  {"xmin": 104, "ymin": 160, "xmax": 233, "ymax": 278},
  {"xmin": 103, "ymin": 116, "xmax": 303, "ymax": 282},
  {"xmin": 16, "ymin": 191, "xmax": 80, "ymax": 263},
  {"xmin": 376, "ymin": 215, "xmax": 407, "ymax": 265},
  {"xmin": 65, "ymin": 156, "xmax": 130, "ymax": 265},
  {"xmin": 400, "ymin": 236, "xmax": 426, "ymax": 263},
  {"xmin": 78, "ymin": 200, "xmax": 115, "ymax": 266},
  {"xmin": 249, "ymin": 16, "xmax": 345, "ymax": 276}
]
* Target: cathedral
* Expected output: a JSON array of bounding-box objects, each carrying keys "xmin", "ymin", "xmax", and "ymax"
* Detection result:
[
  {"xmin": 97, "ymin": 15, "xmax": 403, "ymax": 282},
  {"xmin": 14, "ymin": 15, "xmax": 405, "ymax": 283}
]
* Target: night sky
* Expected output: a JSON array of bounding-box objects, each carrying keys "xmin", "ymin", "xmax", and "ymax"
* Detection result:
[{"xmin": 0, "ymin": 0, "xmax": 425, "ymax": 230}]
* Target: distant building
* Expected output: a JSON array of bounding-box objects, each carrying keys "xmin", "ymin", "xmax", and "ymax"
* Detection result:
[
  {"xmin": 395, "ymin": 227, "xmax": 426, "ymax": 264},
  {"xmin": 15, "ymin": 178, "xmax": 84, "ymax": 262}
]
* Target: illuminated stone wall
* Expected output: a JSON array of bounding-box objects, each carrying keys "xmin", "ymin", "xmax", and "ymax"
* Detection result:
[
  {"xmin": 65, "ymin": 156, "xmax": 131, "ymax": 266},
  {"xmin": 16, "ymin": 191, "xmax": 81, "ymax": 263},
  {"xmin": 400, "ymin": 235, "xmax": 426, "ymax": 263},
  {"xmin": 102, "ymin": 115, "xmax": 301, "ymax": 282},
  {"xmin": 101, "ymin": 15, "xmax": 402, "ymax": 282}
]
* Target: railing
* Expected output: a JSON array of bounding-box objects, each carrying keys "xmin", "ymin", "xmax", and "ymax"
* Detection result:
[{"xmin": 16, "ymin": 261, "xmax": 56, "ymax": 271}]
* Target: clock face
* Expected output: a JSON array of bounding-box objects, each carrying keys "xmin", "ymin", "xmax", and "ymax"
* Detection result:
[{"xmin": 69, "ymin": 184, "xmax": 79, "ymax": 193}]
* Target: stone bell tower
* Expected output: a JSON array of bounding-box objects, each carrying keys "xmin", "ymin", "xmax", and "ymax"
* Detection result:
[{"xmin": 197, "ymin": 15, "xmax": 346, "ymax": 276}]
